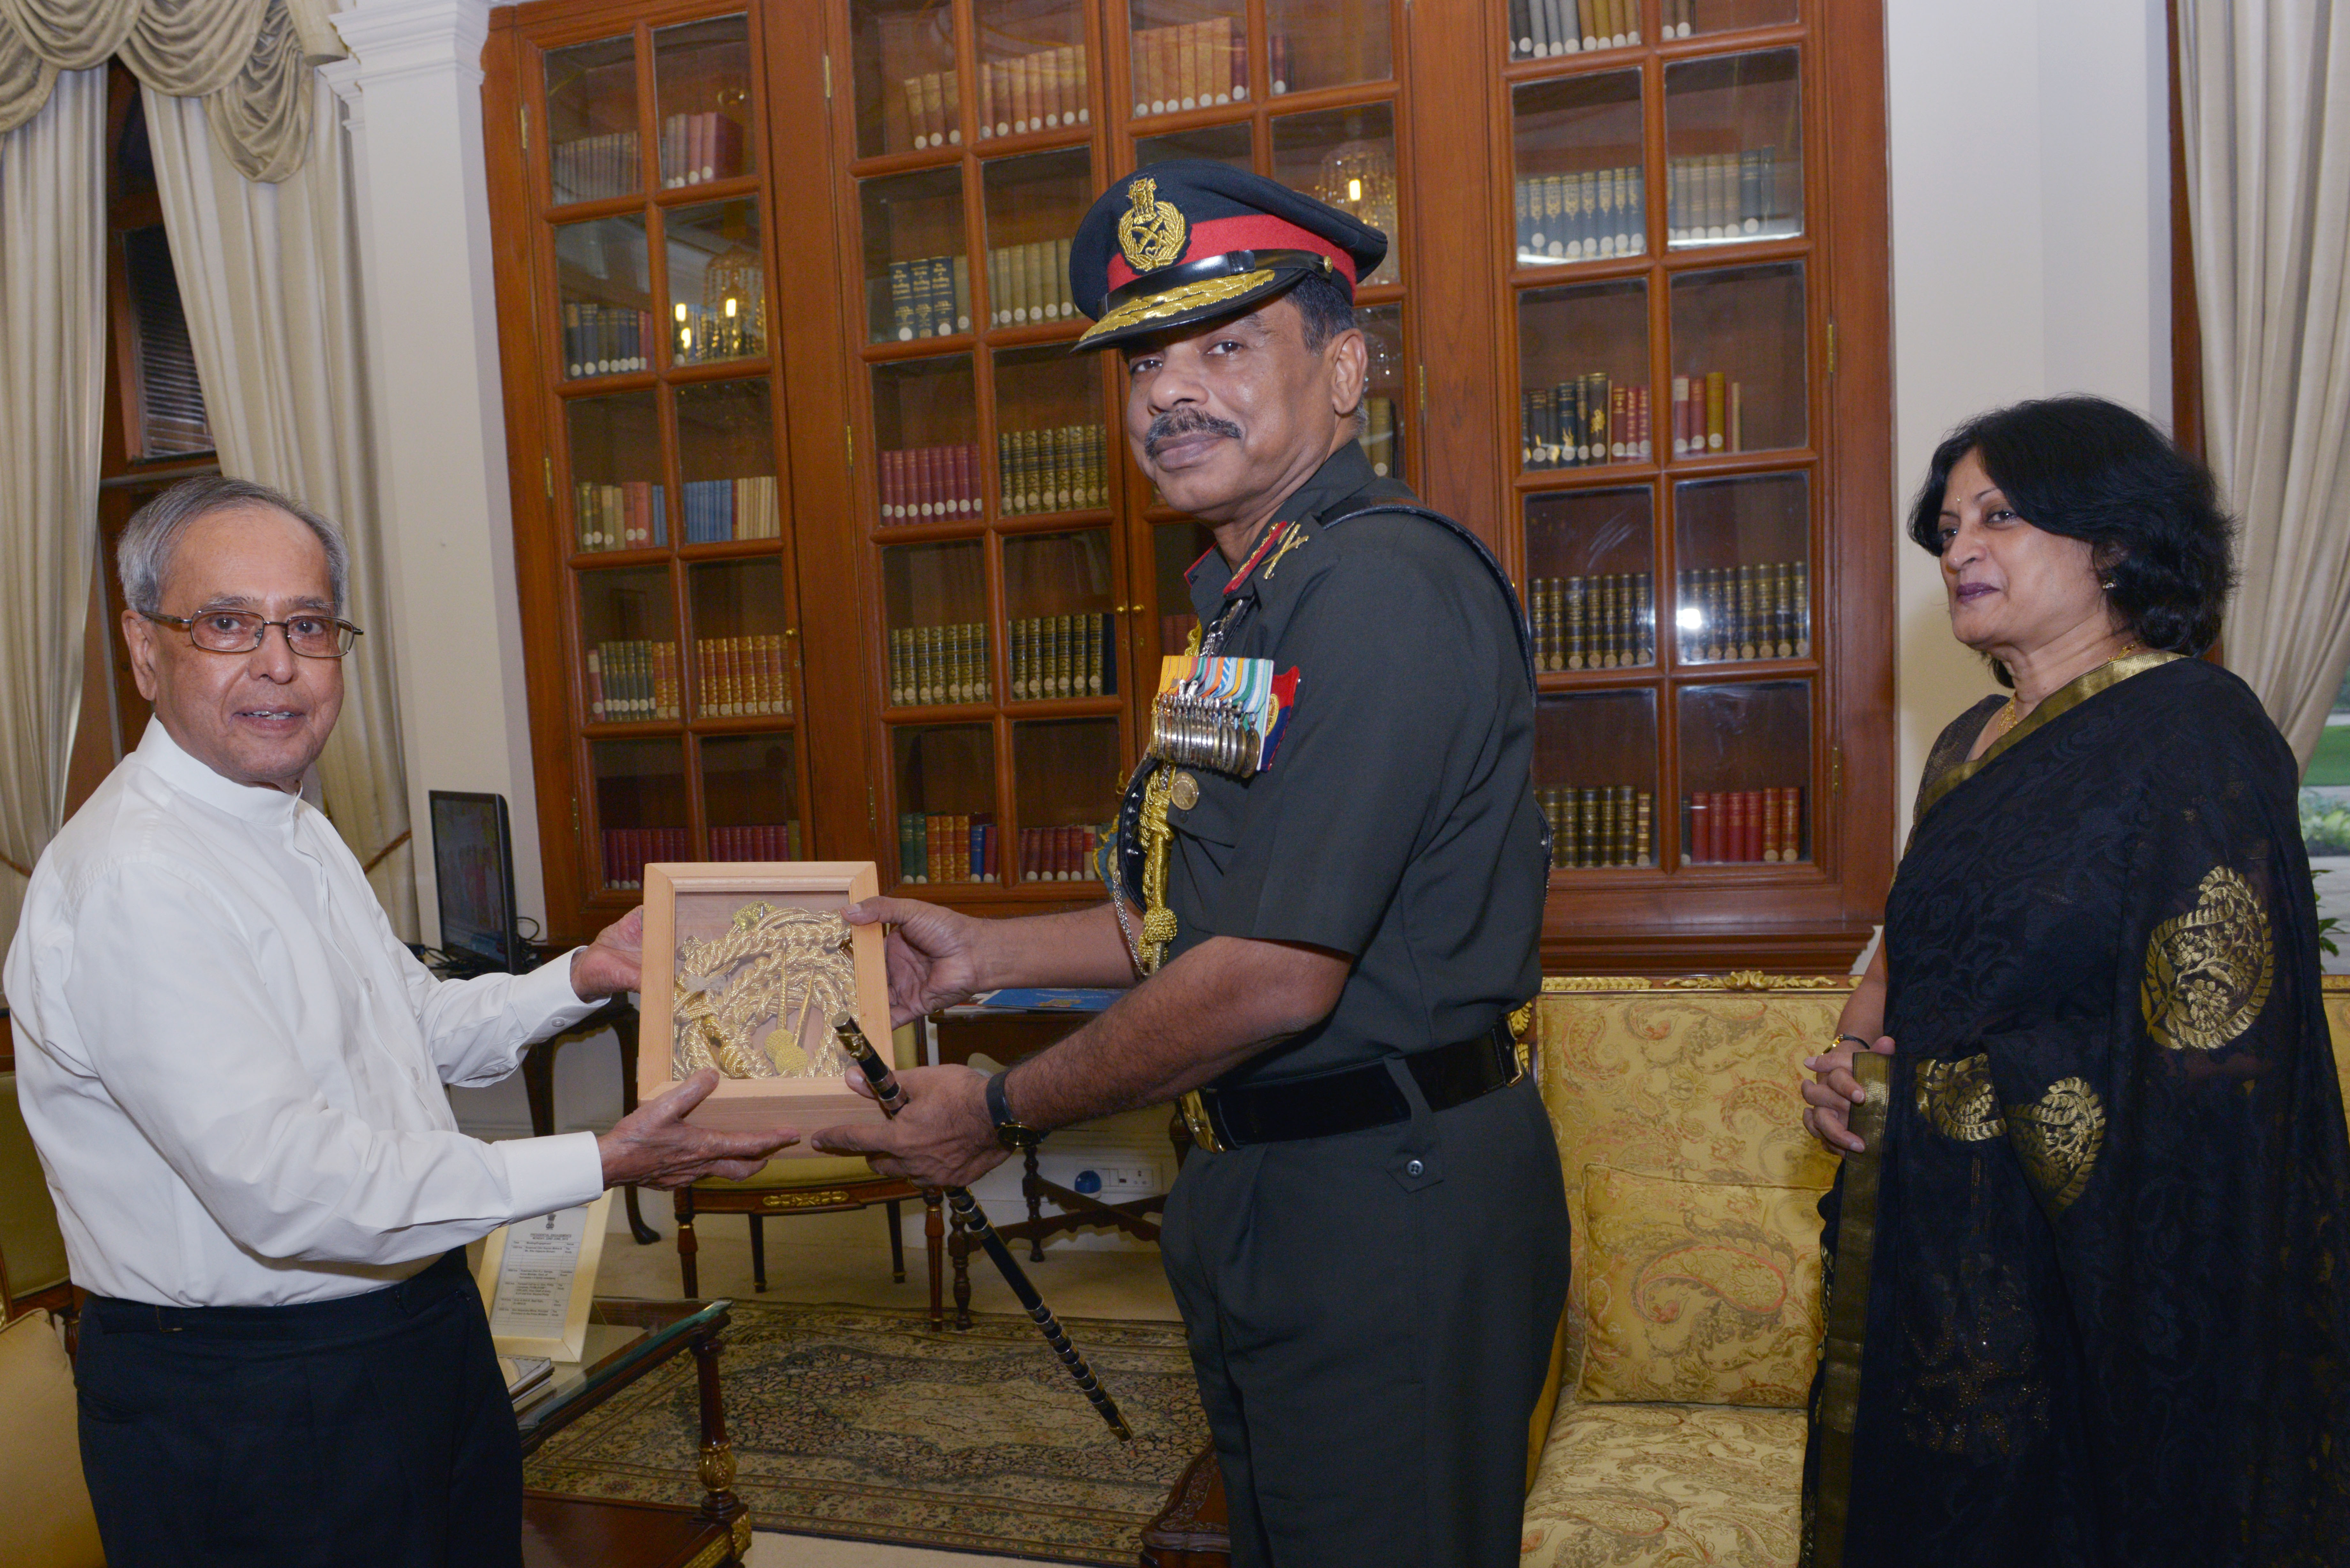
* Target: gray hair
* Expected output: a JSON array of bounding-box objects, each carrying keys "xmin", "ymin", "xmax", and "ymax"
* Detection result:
[{"xmin": 118, "ymin": 476, "xmax": 349, "ymax": 618}]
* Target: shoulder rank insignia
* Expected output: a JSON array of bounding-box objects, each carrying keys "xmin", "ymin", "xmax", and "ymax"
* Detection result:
[{"xmin": 1149, "ymin": 654, "xmax": 1298, "ymax": 779}]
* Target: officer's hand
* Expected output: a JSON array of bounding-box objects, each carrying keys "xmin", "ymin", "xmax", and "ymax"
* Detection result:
[
  {"xmin": 843, "ymin": 898, "xmax": 989, "ymax": 1026},
  {"xmin": 1801, "ymin": 1035, "xmax": 1894, "ymax": 1153},
  {"xmin": 569, "ymin": 906, "xmax": 644, "ymax": 1001},
  {"xmin": 809, "ymin": 1064, "xmax": 1007, "ymax": 1189},
  {"xmin": 597, "ymin": 1069, "xmax": 800, "ymax": 1188}
]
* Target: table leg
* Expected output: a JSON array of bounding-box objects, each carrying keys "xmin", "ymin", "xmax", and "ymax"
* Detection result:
[
  {"xmin": 924, "ymin": 1191, "xmax": 944, "ymax": 1331},
  {"xmin": 691, "ymin": 1325, "xmax": 749, "ymax": 1561},
  {"xmin": 612, "ymin": 1005, "xmax": 659, "ymax": 1245},
  {"xmin": 885, "ymin": 1198, "xmax": 906, "ymax": 1284}
]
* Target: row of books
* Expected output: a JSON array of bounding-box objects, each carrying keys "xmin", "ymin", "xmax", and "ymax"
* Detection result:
[
  {"xmin": 551, "ymin": 131, "xmax": 637, "ymax": 207},
  {"xmin": 899, "ymin": 812, "xmax": 998, "ymax": 884},
  {"xmin": 1009, "ymin": 613, "xmax": 1116, "ymax": 701},
  {"xmin": 575, "ymin": 481, "xmax": 665, "ymax": 552},
  {"xmin": 586, "ymin": 641, "xmax": 680, "ymax": 722},
  {"xmin": 1666, "ymin": 151, "xmax": 1793, "ymax": 245},
  {"xmin": 1515, "ymin": 168, "xmax": 1646, "ymax": 262},
  {"xmin": 885, "ymin": 256, "xmax": 973, "ymax": 342},
  {"xmin": 658, "ymin": 111, "xmax": 746, "ymax": 189},
  {"xmin": 1158, "ymin": 613, "xmax": 1200, "ymax": 657},
  {"xmin": 1506, "ymin": 0, "xmax": 1643, "ymax": 58},
  {"xmin": 562, "ymin": 303, "xmax": 653, "ymax": 379},
  {"xmin": 1686, "ymin": 788, "xmax": 1806, "ymax": 863},
  {"xmin": 975, "ymin": 45, "xmax": 1091, "ymax": 139},
  {"xmin": 1000, "ymin": 426, "xmax": 1108, "ymax": 515},
  {"xmin": 1539, "ymin": 785, "xmax": 1654, "ymax": 869},
  {"xmin": 985, "ymin": 240, "xmax": 1076, "ymax": 326},
  {"xmin": 880, "ymin": 444, "xmax": 982, "ymax": 522},
  {"xmin": 696, "ymin": 634, "xmax": 793, "ymax": 716},
  {"xmin": 1020, "ymin": 824, "xmax": 1102, "ymax": 882},
  {"xmin": 1361, "ymin": 398, "xmax": 1400, "ymax": 477},
  {"xmin": 899, "ymin": 71, "xmax": 962, "ymax": 151},
  {"xmin": 1671, "ymin": 372, "xmax": 1748, "ymax": 456},
  {"xmin": 1130, "ymin": 18, "xmax": 1247, "ymax": 117},
  {"xmin": 1530, "ymin": 574, "xmax": 1656, "ymax": 671},
  {"xmin": 708, "ymin": 823, "xmax": 802, "ymax": 862},
  {"xmin": 889, "ymin": 623, "xmax": 992, "ymax": 708},
  {"xmin": 1520, "ymin": 378, "xmax": 1651, "ymax": 468},
  {"xmin": 1677, "ymin": 562, "xmax": 1811, "ymax": 663},
  {"xmin": 601, "ymin": 827, "xmax": 691, "ymax": 890},
  {"xmin": 680, "ymin": 477, "xmax": 780, "ymax": 543},
  {"xmin": 675, "ymin": 301, "xmax": 763, "ymax": 366}
]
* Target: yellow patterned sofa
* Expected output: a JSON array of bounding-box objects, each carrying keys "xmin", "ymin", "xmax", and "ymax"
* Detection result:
[{"xmin": 1518, "ymin": 973, "xmax": 2350, "ymax": 1568}]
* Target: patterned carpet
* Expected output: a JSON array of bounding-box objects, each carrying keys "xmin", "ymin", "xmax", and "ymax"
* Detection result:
[{"xmin": 523, "ymin": 1300, "xmax": 1210, "ymax": 1564}]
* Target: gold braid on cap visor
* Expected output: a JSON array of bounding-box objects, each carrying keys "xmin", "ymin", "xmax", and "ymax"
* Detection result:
[{"xmin": 1076, "ymin": 268, "xmax": 1277, "ymax": 346}]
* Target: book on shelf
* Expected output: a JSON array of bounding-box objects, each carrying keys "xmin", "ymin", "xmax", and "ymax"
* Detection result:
[
  {"xmin": 887, "ymin": 622, "xmax": 993, "ymax": 707},
  {"xmin": 694, "ymin": 633, "xmax": 792, "ymax": 717},
  {"xmin": 1666, "ymin": 146, "xmax": 1791, "ymax": 245},
  {"xmin": 978, "ymin": 42, "xmax": 1091, "ymax": 139},
  {"xmin": 1018, "ymin": 823, "xmax": 1102, "ymax": 882},
  {"xmin": 585, "ymin": 639, "xmax": 681, "ymax": 722},
  {"xmin": 1130, "ymin": 18, "xmax": 1246, "ymax": 118},
  {"xmin": 878, "ymin": 442, "xmax": 982, "ymax": 523},
  {"xmin": 897, "ymin": 811, "xmax": 997, "ymax": 884},
  {"xmin": 1669, "ymin": 372, "xmax": 1746, "ymax": 455},
  {"xmin": 657, "ymin": 112, "xmax": 744, "ymax": 188},
  {"xmin": 678, "ymin": 475, "xmax": 780, "ymax": 543},
  {"xmin": 883, "ymin": 254, "xmax": 971, "ymax": 342},
  {"xmin": 1683, "ymin": 786, "xmax": 1805, "ymax": 864},
  {"xmin": 1527, "ymin": 572, "xmax": 1654, "ymax": 670},
  {"xmin": 1674, "ymin": 559, "xmax": 1810, "ymax": 663},
  {"xmin": 572, "ymin": 480, "xmax": 667, "ymax": 552},
  {"xmin": 997, "ymin": 425, "xmax": 1105, "ymax": 515},
  {"xmin": 900, "ymin": 71, "xmax": 963, "ymax": 152},
  {"xmin": 1537, "ymin": 784, "xmax": 1653, "ymax": 868},
  {"xmin": 1008, "ymin": 611, "xmax": 1115, "ymax": 701},
  {"xmin": 708, "ymin": 822, "xmax": 802, "ymax": 861},
  {"xmin": 1514, "ymin": 167, "xmax": 1645, "ymax": 261},
  {"xmin": 1519, "ymin": 376, "xmax": 1648, "ymax": 468},
  {"xmin": 1360, "ymin": 397, "xmax": 1398, "ymax": 477},
  {"xmin": 599, "ymin": 825, "xmax": 690, "ymax": 891},
  {"xmin": 561, "ymin": 303, "xmax": 653, "ymax": 379},
  {"xmin": 550, "ymin": 129, "xmax": 640, "ymax": 205},
  {"xmin": 985, "ymin": 239, "xmax": 1075, "ymax": 325}
]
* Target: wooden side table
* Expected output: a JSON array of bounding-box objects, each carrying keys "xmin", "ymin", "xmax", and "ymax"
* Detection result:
[{"xmin": 1139, "ymin": 1446, "xmax": 1232, "ymax": 1567}]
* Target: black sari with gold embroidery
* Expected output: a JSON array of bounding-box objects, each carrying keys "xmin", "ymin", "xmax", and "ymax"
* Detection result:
[{"xmin": 1805, "ymin": 654, "xmax": 2350, "ymax": 1566}]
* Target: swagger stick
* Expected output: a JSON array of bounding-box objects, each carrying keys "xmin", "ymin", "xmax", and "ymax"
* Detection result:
[
  {"xmin": 831, "ymin": 1014, "xmax": 1134, "ymax": 1442},
  {"xmin": 1808, "ymin": 1049, "xmax": 1892, "ymax": 1568}
]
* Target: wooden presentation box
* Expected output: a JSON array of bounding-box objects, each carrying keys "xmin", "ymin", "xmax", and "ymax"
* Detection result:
[{"xmin": 638, "ymin": 861, "xmax": 891, "ymax": 1149}]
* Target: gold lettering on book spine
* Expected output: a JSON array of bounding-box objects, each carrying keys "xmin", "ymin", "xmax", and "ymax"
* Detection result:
[{"xmin": 2142, "ymin": 865, "xmax": 2274, "ymax": 1052}]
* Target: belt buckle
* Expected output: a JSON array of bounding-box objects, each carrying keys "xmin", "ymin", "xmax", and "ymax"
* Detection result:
[{"xmin": 1178, "ymin": 1089, "xmax": 1229, "ymax": 1155}]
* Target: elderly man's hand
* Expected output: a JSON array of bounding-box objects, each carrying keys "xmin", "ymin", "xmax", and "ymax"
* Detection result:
[
  {"xmin": 570, "ymin": 907, "xmax": 643, "ymax": 1001},
  {"xmin": 597, "ymin": 1069, "xmax": 799, "ymax": 1188},
  {"xmin": 810, "ymin": 1064, "xmax": 1007, "ymax": 1189}
]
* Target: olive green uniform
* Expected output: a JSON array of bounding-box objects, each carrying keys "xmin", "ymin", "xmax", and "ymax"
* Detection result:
[{"xmin": 1154, "ymin": 443, "xmax": 1570, "ymax": 1567}]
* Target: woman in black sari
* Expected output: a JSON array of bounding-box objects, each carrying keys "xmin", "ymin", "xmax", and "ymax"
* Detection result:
[{"xmin": 1800, "ymin": 396, "xmax": 2350, "ymax": 1565}]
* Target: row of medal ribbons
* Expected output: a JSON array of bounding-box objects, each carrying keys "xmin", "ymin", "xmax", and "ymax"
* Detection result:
[{"xmin": 1148, "ymin": 654, "xmax": 1297, "ymax": 779}]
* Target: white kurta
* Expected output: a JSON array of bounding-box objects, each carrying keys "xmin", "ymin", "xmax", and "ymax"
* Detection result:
[{"xmin": 4, "ymin": 721, "xmax": 608, "ymax": 1306}]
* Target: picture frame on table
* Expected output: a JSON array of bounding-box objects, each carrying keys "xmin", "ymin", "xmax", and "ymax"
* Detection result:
[{"xmin": 636, "ymin": 860, "xmax": 893, "ymax": 1147}]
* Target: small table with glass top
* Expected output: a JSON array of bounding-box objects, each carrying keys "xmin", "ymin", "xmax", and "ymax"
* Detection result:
[{"xmin": 515, "ymin": 1297, "xmax": 749, "ymax": 1568}]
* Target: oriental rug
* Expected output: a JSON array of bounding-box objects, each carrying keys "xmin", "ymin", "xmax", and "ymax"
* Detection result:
[{"xmin": 521, "ymin": 1300, "xmax": 1209, "ymax": 1564}]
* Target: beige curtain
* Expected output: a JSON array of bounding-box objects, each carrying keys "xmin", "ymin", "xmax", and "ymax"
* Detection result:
[
  {"xmin": 2178, "ymin": 0, "xmax": 2350, "ymax": 770},
  {"xmin": 144, "ymin": 75, "xmax": 415, "ymax": 935},
  {"xmin": 0, "ymin": 67, "xmax": 105, "ymax": 962}
]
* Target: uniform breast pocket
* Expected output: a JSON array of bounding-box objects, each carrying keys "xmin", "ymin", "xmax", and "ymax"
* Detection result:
[{"xmin": 1165, "ymin": 767, "xmax": 1254, "ymax": 849}]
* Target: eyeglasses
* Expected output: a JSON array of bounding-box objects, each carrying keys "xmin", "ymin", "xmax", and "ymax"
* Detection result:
[{"xmin": 142, "ymin": 609, "xmax": 363, "ymax": 659}]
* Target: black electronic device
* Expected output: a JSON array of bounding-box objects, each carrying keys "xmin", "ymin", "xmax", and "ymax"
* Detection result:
[{"xmin": 429, "ymin": 790, "xmax": 523, "ymax": 976}]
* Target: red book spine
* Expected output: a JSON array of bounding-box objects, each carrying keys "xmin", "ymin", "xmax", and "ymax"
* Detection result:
[
  {"xmin": 882, "ymin": 449, "xmax": 901, "ymax": 521},
  {"xmin": 957, "ymin": 443, "xmax": 976, "ymax": 514},
  {"xmin": 1694, "ymin": 791, "xmax": 1714, "ymax": 862},
  {"xmin": 1744, "ymin": 791, "xmax": 1764, "ymax": 862}
]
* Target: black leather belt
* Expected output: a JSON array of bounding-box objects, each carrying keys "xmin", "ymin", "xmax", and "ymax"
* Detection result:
[{"xmin": 1178, "ymin": 1020, "xmax": 1524, "ymax": 1153}]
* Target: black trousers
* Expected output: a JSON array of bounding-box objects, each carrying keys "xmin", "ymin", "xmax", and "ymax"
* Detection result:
[
  {"xmin": 1160, "ymin": 1071, "xmax": 1572, "ymax": 1568},
  {"xmin": 75, "ymin": 1249, "xmax": 523, "ymax": 1568}
]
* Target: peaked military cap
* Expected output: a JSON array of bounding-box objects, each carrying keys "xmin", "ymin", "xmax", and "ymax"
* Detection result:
[{"xmin": 1068, "ymin": 159, "xmax": 1388, "ymax": 351}]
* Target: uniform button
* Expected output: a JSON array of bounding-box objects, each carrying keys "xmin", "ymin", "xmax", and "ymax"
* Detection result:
[{"xmin": 1405, "ymin": 1158, "xmax": 1424, "ymax": 1177}]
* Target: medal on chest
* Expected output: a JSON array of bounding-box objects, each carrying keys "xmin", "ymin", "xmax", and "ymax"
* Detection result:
[{"xmin": 1148, "ymin": 652, "xmax": 1299, "ymax": 780}]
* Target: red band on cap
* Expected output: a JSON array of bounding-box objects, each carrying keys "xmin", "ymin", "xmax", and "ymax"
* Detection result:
[{"xmin": 1104, "ymin": 213, "xmax": 1358, "ymax": 293}]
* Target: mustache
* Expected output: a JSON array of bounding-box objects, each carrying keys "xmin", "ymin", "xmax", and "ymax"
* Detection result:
[{"xmin": 1143, "ymin": 409, "xmax": 1242, "ymax": 458}]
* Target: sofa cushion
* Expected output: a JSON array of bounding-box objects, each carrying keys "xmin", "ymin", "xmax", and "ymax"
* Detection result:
[
  {"xmin": 1576, "ymin": 1165, "xmax": 1823, "ymax": 1408},
  {"xmin": 1520, "ymin": 1402, "xmax": 1805, "ymax": 1568},
  {"xmin": 0, "ymin": 1310, "xmax": 105, "ymax": 1568}
]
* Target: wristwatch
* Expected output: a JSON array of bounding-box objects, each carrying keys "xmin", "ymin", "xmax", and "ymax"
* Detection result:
[{"xmin": 985, "ymin": 1069, "xmax": 1045, "ymax": 1152}]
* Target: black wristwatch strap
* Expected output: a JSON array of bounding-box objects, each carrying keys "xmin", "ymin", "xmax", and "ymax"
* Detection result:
[{"xmin": 986, "ymin": 1069, "xmax": 1044, "ymax": 1150}]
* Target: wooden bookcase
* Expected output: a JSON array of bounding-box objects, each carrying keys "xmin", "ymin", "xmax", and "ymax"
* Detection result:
[{"xmin": 485, "ymin": 0, "xmax": 1892, "ymax": 973}]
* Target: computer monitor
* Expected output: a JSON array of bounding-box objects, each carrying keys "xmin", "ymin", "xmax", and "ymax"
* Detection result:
[{"xmin": 428, "ymin": 790, "xmax": 520, "ymax": 975}]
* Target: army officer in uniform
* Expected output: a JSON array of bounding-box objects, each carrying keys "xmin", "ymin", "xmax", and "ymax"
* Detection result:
[{"xmin": 815, "ymin": 161, "xmax": 1570, "ymax": 1567}]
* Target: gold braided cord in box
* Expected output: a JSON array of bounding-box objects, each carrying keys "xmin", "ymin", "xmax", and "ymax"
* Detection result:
[
  {"xmin": 672, "ymin": 902, "xmax": 857, "ymax": 1080},
  {"xmin": 1075, "ymin": 268, "xmax": 1277, "ymax": 345}
]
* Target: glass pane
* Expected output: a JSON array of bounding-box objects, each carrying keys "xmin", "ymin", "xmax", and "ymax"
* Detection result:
[
  {"xmin": 982, "ymin": 148, "xmax": 1088, "ymax": 327},
  {"xmin": 1517, "ymin": 279, "xmax": 1649, "ymax": 471},
  {"xmin": 1358, "ymin": 302, "xmax": 1406, "ymax": 481},
  {"xmin": 883, "ymin": 541, "xmax": 990, "ymax": 707},
  {"xmin": 1004, "ymin": 530, "xmax": 1116, "ymax": 701},
  {"xmin": 701, "ymin": 733, "xmax": 801, "ymax": 861},
  {"xmin": 1013, "ymin": 718, "xmax": 1120, "ymax": 884},
  {"xmin": 675, "ymin": 380, "xmax": 778, "ymax": 544},
  {"xmin": 853, "ymin": 0, "xmax": 961, "ymax": 158},
  {"xmin": 654, "ymin": 14, "xmax": 754, "ymax": 189},
  {"xmin": 1511, "ymin": 72, "xmax": 1645, "ymax": 266},
  {"xmin": 1524, "ymin": 487, "xmax": 1656, "ymax": 671},
  {"xmin": 1129, "ymin": 0, "xmax": 1247, "ymax": 120},
  {"xmin": 1271, "ymin": 103, "xmax": 1399, "ymax": 284},
  {"xmin": 1505, "ymin": 0, "xmax": 1645, "ymax": 61},
  {"xmin": 873, "ymin": 355, "xmax": 982, "ymax": 524},
  {"xmin": 893, "ymin": 724, "xmax": 1000, "ymax": 884},
  {"xmin": 1673, "ymin": 472, "xmax": 1810, "ymax": 665},
  {"xmin": 579, "ymin": 566, "xmax": 679, "ymax": 722},
  {"xmin": 1266, "ymin": 0, "xmax": 1390, "ymax": 96},
  {"xmin": 666, "ymin": 200, "xmax": 766, "ymax": 366},
  {"xmin": 592, "ymin": 739, "xmax": 691, "ymax": 890},
  {"xmin": 1677, "ymin": 680, "xmax": 1811, "ymax": 863},
  {"xmin": 1665, "ymin": 49, "xmax": 1802, "ymax": 248},
  {"xmin": 1153, "ymin": 522, "xmax": 1214, "ymax": 654},
  {"xmin": 1135, "ymin": 120, "xmax": 1253, "ymax": 171},
  {"xmin": 861, "ymin": 168, "xmax": 970, "ymax": 345},
  {"xmin": 976, "ymin": 0, "xmax": 1091, "ymax": 141},
  {"xmin": 565, "ymin": 391, "xmax": 664, "ymax": 554},
  {"xmin": 1535, "ymin": 690, "xmax": 1658, "ymax": 869},
  {"xmin": 995, "ymin": 346, "xmax": 1107, "ymax": 516},
  {"xmin": 687, "ymin": 560, "xmax": 793, "ymax": 719},
  {"xmin": 555, "ymin": 217, "xmax": 651, "ymax": 380},
  {"xmin": 545, "ymin": 34, "xmax": 640, "ymax": 205},
  {"xmin": 1673, "ymin": 0, "xmax": 1799, "ymax": 41},
  {"xmin": 1670, "ymin": 261, "xmax": 1806, "ymax": 456}
]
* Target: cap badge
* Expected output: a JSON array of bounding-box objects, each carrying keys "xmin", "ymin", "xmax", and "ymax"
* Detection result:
[{"xmin": 1117, "ymin": 177, "xmax": 1188, "ymax": 273}]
